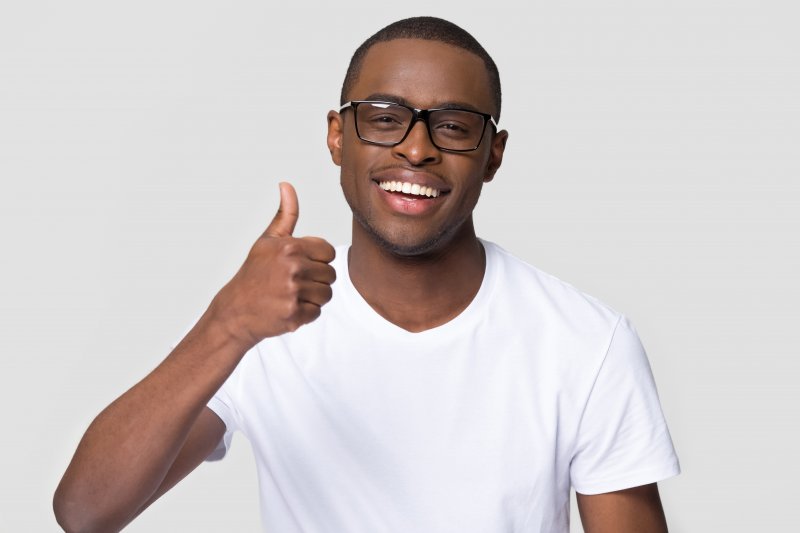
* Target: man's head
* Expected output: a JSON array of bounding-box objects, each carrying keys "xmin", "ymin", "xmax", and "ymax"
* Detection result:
[
  {"xmin": 327, "ymin": 18, "xmax": 508, "ymax": 257},
  {"xmin": 340, "ymin": 17, "xmax": 502, "ymax": 121}
]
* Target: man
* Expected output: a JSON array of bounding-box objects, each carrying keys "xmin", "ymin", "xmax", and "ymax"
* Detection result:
[{"xmin": 54, "ymin": 17, "xmax": 679, "ymax": 532}]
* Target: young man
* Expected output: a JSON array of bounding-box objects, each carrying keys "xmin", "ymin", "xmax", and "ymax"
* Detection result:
[{"xmin": 54, "ymin": 17, "xmax": 679, "ymax": 532}]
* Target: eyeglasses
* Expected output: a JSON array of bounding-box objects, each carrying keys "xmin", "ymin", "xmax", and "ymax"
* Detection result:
[{"xmin": 339, "ymin": 100, "xmax": 498, "ymax": 152}]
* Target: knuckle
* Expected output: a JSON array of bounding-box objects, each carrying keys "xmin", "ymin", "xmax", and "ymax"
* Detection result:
[
  {"xmin": 280, "ymin": 277, "xmax": 293, "ymax": 295},
  {"xmin": 283, "ymin": 264, "xmax": 303, "ymax": 286},
  {"xmin": 284, "ymin": 299, "xmax": 300, "ymax": 318},
  {"xmin": 281, "ymin": 240, "xmax": 301, "ymax": 257},
  {"xmin": 276, "ymin": 299, "xmax": 296, "ymax": 324},
  {"xmin": 285, "ymin": 264, "xmax": 303, "ymax": 284}
]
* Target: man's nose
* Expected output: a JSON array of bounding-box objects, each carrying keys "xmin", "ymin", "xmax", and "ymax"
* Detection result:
[{"xmin": 391, "ymin": 120, "xmax": 442, "ymax": 166}]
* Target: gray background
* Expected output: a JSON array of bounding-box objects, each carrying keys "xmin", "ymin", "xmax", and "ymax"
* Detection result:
[{"xmin": 1, "ymin": 0, "xmax": 797, "ymax": 531}]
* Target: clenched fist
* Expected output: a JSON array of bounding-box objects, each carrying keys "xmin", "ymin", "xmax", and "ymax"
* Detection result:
[{"xmin": 209, "ymin": 182, "xmax": 336, "ymax": 348}]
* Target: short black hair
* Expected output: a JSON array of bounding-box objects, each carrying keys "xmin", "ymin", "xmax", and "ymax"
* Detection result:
[{"xmin": 340, "ymin": 17, "xmax": 502, "ymax": 121}]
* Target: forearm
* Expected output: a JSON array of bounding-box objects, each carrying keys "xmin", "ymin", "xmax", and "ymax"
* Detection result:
[
  {"xmin": 54, "ymin": 183, "xmax": 336, "ymax": 531},
  {"xmin": 53, "ymin": 308, "xmax": 249, "ymax": 532}
]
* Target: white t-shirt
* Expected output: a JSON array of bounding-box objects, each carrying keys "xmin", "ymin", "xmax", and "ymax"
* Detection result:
[{"xmin": 207, "ymin": 240, "xmax": 679, "ymax": 532}]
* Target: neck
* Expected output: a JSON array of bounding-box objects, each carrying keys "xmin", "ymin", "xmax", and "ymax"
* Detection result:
[{"xmin": 347, "ymin": 218, "xmax": 486, "ymax": 332}]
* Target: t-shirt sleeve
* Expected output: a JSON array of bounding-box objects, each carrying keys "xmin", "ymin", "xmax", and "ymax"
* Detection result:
[
  {"xmin": 569, "ymin": 315, "xmax": 680, "ymax": 494},
  {"xmin": 206, "ymin": 383, "xmax": 238, "ymax": 462}
]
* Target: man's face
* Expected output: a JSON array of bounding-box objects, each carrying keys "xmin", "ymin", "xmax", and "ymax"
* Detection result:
[{"xmin": 327, "ymin": 38, "xmax": 508, "ymax": 256}]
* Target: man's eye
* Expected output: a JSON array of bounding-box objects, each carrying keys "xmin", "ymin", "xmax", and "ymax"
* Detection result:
[
  {"xmin": 439, "ymin": 122, "xmax": 467, "ymax": 131},
  {"xmin": 434, "ymin": 122, "xmax": 472, "ymax": 137},
  {"xmin": 366, "ymin": 114, "xmax": 406, "ymax": 128}
]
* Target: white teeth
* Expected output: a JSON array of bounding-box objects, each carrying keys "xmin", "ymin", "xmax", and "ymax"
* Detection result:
[{"xmin": 378, "ymin": 180, "xmax": 442, "ymax": 198}]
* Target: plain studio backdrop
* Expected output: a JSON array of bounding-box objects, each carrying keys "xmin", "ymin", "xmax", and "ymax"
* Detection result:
[{"xmin": 1, "ymin": 1, "xmax": 797, "ymax": 531}]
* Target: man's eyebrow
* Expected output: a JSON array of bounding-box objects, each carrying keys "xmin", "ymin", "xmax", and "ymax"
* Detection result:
[
  {"xmin": 362, "ymin": 93, "xmax": 484, "ymax": 113},
  {"xmin": 362, "ymin": 93, "xmax": 410, "ymax": 106}
]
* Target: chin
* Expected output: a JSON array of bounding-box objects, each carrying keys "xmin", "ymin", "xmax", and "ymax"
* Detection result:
[
  {"xmin": 356, "ymin": 213, "xmax": 450, "ymax": 258},
  {"xmin": 382, "ymin": 237, "xmax": 446, "ymax": 257}
]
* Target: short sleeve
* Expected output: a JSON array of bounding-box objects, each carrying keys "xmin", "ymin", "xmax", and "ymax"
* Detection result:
[
  {"xmin": 206, "ymin": 387, "xmax": 238, "ymax": 462},
  {"xmin": 570, "ymin": 316, "xmax": 680, "ymax": 494}
]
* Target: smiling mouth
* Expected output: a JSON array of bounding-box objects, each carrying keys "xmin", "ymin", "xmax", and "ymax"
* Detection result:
[{"xmin": 377, "ymin": 180, "xmax": 443, "ymax": 198}]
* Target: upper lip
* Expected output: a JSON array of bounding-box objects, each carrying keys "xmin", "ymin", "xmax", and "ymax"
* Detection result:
[{"xmin": 371, "ymin": 168, "xmax": 451, "ymax": 193}]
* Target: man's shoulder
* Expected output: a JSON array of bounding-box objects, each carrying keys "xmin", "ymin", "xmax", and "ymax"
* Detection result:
[{"xmin": 483, "ymin": 240, "xmax": 623, "ymax": 330}]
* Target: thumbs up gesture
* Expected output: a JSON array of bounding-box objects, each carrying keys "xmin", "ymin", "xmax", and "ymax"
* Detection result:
[{"xmin": 209, "ymin": 182, "xmax": 336, "ymax": 348}]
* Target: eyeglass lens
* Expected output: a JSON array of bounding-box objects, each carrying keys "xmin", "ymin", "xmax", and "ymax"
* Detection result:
[{"xmin": 355, "ymin": 102, "xmax": 486, "ymax": 151}]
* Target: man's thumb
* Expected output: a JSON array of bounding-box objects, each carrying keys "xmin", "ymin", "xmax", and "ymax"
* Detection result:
[{"xmin": 264, "ymin": 182, "xmax": 299, "ymax": 237}]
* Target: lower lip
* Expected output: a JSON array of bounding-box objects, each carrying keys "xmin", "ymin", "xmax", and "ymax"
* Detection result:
[{"xmin": 375, "ymin": 184, "xmax": 444, "ymax": 215}]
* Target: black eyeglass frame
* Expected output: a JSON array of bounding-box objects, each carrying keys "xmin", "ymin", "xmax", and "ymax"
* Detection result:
[{"xmin": 339, "ymin": 100, "xmax": 499, "ymax": 153}]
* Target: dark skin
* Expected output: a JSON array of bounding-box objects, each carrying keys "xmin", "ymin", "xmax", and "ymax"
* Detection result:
[
  {"xmin": 53, "ymin": 37, "xmax": 668, "ymax": 532},
  {"xmin": 327, "ymin": 38, "xmax": 668, "ymax": 532},
  {"xmin": 53, "ymin": 182, "xmax": 336, "ymax": 532},
  {"xmin": 327, "ymin": 39, "xmax": 506, "ymax": 332}
]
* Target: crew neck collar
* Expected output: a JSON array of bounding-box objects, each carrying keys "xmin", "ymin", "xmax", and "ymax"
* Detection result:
[{"xmin": 335, "ymin": 239, "xmax": 497, "ymax": 340}]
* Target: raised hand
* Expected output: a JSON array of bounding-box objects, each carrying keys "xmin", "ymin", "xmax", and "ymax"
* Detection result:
[
  {"xmin": 54, "ymin": 182, "xmax": 337, "ymax": 532},
  {"xmin": 210, "ymin": 182, "xmax": 336, "ymax": 348}
]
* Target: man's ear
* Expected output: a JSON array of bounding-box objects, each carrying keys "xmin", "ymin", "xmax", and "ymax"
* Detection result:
[
  {"xmin": 483, "ymin": 129, "xmax": 509, "ymax": 183},
  {"xmin": 327, "ymin": 110, "xmax": 343, "ymax": 166}
]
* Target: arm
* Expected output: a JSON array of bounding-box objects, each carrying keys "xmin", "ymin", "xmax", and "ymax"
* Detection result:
[
  {"xmin": 53, "ymin": 318, "xmax": 247, "ymax": 533},
  {"xmin": 127, "ymin": 407, "xmax": 226, "ymax": 522},
  {"xmin": 53, "ymin": 183, "xmax": 336, "ymax": 532},
  {"xmin": 577, "ymin": 483, "xmax": 669, "ymax": 533}
]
